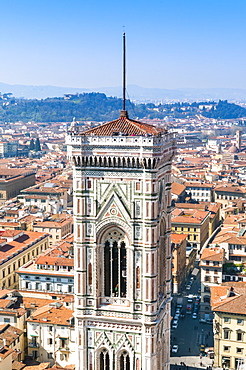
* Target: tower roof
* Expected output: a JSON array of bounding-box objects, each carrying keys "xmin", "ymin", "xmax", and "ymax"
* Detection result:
[{"xmin": 80, "ymin": 111, "xmax": 165, "ymax": 137}]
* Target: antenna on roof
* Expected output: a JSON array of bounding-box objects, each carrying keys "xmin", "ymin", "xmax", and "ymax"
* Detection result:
[{"xmin": 122, "ymin": 32, "xmax": 127, "ymax": 115}]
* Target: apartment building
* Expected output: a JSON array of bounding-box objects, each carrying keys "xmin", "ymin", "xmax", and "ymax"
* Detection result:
[
  {"xmin": 0, "ymin": 168, "xmax": 35, "ymax": 206},
  {"xmin": 175, "ymin": 202, "xmax": 221, "ymax": 236},
  {"xmin": 172, "ymin": 209, "xmax": 210, "ymax": 251},
  {"xmin": 214, "ymin": 185, "xmax": 246, "ymax": 209},
  {"xmin": 33, "ymin": 215, "xmax": 73, "ymax": 247},
  {"xmin": 0, "ymin": 324, "xmax": 24, "ymax": 361},
  {"xmin": 185, "ymin": 182, "xmax": 214, "ymax": 202},
  {"xmin": 171, "ymin": 233, "xmax": 187, "ymax": 293},
  {"xmin": 0, "ymin": 230, "xmax": 49, "ymax": 289},
  {"xmin": 211, "ymin": 283, "xmax": 246, "ymax": 369},
  {"xmin": 19, "ymin": 181, "xmax": 71, "ymax": 213},
  {"xmin": 200, "ymin": 247, "xmax": 225, "ymax": 321},
  {"xmin": 212, "ymin": 224, "xmax": 246, "ymax": 263},
  {"xmin": 17, "ymin": 254, "xmax": 74, "ymax": 294},
  {"xmin": 27, "ymin": 302, "xmax": 75, "ymax": 367}
]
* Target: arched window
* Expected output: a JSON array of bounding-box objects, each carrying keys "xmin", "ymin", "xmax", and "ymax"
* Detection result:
[
  {"xmin": 120, "ymin": 351, "xmax": 130, "ymax": 370},
  {"xmin": 100, "ymin": 349, "xmax": 109, "ymax": 370},
  {"xmin": 103, "ymin": 230, "xmax": 127, "ymax": 297},
  {"xmin": 136, "ymin": 358, "xmax": 140, "ymax": 370},
  {"xmin": 88, "ymin": 263, "xmax": 92, "ymax": 285},
  {"xmin": 136, "ymin": 266, "xmax": 140, "ymax": 289},
  {"xmin": 203, "ymin": 295, "xmax": 210, "ymax": 303}
]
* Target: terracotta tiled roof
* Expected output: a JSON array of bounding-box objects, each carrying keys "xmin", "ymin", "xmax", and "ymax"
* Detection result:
[
  {"xmin": 172, "ymin": 209, "xmax": 209, "ymax": 224},
  {"xmin": 0, "ymin": 345, "xmax": 13, "ymax": 359},
  {"xmin": 0, "ymin": 324, "xmax": 23, "ymax": 346},
  {"xmin": 215, "ymin": 185, "xmax": 246, "ymax": 193},
  {"xmin": 200, "ymin": 247, "xmax": 224, "ymax": 262},
  {"xmin": 36, "ymin": 256, "xmax": 74, "ymax": 267},
  {"xmin": 171, "ymin": 233, "xmax": 188, "ymax": 244},
  {"xmin": 185, "ymin": 182, "xmax": 213, "ymax": 188},
  {"xmin": 27, "ymin": 304, "xmax": 73, "ymax": 326},
  {"xmin": 171, "ymin": 182, "xmax": 186, "ymax": 196},
  {"xmin": 211, "ymin": 283, "xmax": 246, "ymax": 314},
  {"xmin": 23, "ymin": 363, "xmax": 51, "ymax": 370},
  {"xmin": 21, "ymin": 297, "xmax": 55, "ymax": 309},
  {"xmin": 12, "ymin": 360, "xmax": 26, "ymax": 370},
  {"xmin": 0, "ymin": 231, "xmax": 48, "ymax": 263},
  {"xmin": 80, "ymin": 111, "xmax": 164, "ymax": 136}
]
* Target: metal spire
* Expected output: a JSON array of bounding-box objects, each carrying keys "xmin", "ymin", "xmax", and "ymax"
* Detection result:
[{"xmin": 122, "ymin": 32, "xmax": 126, "ymax": 112}]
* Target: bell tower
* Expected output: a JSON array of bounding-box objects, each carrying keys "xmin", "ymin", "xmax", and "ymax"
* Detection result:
[{"xmin": 67, "ymin": 111, "xmax": 176, "ymax": 369}]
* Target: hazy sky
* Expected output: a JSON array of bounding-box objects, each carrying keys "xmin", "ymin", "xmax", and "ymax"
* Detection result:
[{"xmin": 1, "ymin": 0, "xmax": 246, "ymax": 89}]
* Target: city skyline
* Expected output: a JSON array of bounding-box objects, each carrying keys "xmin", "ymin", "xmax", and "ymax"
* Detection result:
[{"xmin": 1, "ymin": 0, "xmax": 246, "ymax": 91}]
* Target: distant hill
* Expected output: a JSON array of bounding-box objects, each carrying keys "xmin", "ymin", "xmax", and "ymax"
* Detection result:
[
  {"xmin": 201, "ymin": 100, "xmax": 246, "ymax": 119},
  {"xmin": 1, "ymin": 82, "xmax": 246, "ymax": 102},
  {"xmin": 0, "ymin": 94, "xmax": 245, "ymax": 123}
]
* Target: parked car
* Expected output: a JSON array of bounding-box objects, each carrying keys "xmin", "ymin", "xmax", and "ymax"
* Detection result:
[
  {"xmin": 192, "ymin": 312, "xmax": 197, "ymax": 319},
  {"xmin": 187, "ymin": 294, "xmax": 193, "ymax": 303},
  {"xmin": 172, "ymin": 319, "xmax": 178, "ymax": 329},
  {"xmin": 171, "ymin": 344, "xmax": 179, "ymax": 353},
  {"xmin": 186, "ymin": 285, "xmax": 191, "ymax": 290}
]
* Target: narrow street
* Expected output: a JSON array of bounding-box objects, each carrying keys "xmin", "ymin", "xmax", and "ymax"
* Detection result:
[{"xmin": 170, "ymin": 267, "xmax": 214, "ymax": 368}]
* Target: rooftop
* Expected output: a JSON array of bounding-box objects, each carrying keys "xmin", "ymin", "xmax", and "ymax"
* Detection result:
[{"xmin": 80, "ymin": 111, "xmax": 164, "ymax": 137}]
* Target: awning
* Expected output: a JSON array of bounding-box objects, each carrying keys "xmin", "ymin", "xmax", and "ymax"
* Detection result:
[{"xmin": 191, "ymin": 268, "xmax": 199, "ymax": 276}]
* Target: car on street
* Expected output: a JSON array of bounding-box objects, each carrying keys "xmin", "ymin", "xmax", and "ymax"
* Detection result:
[
  {"xmin": 172, "ymin": 319, "xmax": 178, "ymax": 329},
  {"xmin": 186, "ymin": 285, "xmax": 191, "ymax": 290},
  {"xmin": 171, "ymin": 345, "xmax": 179, "ymax": 353},
  {"xmin": 174, "ymin": 314, "xmax": 180, "ymax": 320},
  {"xmin": 187, "ymin": 294, "xmax": 193, "ymax": 302},
  {"xmin": 192, "ymin": 312, "xmax": 197, "ymax": 319}
]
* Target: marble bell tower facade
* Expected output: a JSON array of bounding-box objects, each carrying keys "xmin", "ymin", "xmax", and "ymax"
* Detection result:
[{"xmin": 67, "ymin": 112, "xmax": 176, "ymax": 370}]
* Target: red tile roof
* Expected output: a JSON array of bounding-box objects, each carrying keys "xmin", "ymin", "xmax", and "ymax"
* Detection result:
[
  {"xmin": 80, "ymin": 111, "xmax": 164, "ymax": 136},
  {"xmin": 36, "ymin": 256, "xmax": 74, "ymax": 267},
  {"xmin": 171, "ymin": 182, "xmax": 186, "ymax": 196},
  {"xmin": 171, "ymin": 233, "xmax": 188, "ymax": 244},
  {"xmin": 211, "ymin": 283, "xmax": 246, "ymax": 314},
  {"xmin": 200, "ymin": 247, "xmax": 224, "ymax": 262}
]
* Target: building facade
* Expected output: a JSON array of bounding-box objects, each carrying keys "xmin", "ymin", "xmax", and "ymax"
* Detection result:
[
  {"xmin": 199, "ymin": 247, "xmax": 225, "ymax": 321},
  {"xmin": 26, "ymin": 301, "xmax": 75, "ymax": 366},
  {"xmin": 67, "ymin": 111, "xmax": 176, "ymax": 370},
  {"xmin": 211, "ymin": 283, "xmax": 246, "ymax": 370},
  {"xmin": 17, "ymin": 254, "xmax": 74, "ymax": 294},
  {"xmin": 171, "ymin": 209, "xmax": 210, "ymax": 251},
  {"xmin": 0, "ymin": 230, "xmax": 49, "ymax": 289},
  {"xmin": 171, "ymin": 233, "xmax": 187, "ymax": 294}
]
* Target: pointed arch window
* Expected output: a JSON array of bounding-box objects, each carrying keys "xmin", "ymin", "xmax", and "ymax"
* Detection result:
[
  {"xmin": 88, "ymin": 263, "xmax": 92, "ymax": 285},
  {"xmin": 136, "ymin": 266, "xmax": 140, "ymax": 289},
  {"xmin": 104, "ymin": 239, "xmax": 127, "ymax": 297},
  {"xmin": 120, "ymin": 351, "xmax": 130, "ymax": 370},
  {"xmin": 100, "ymin": 349, "xmax": 109, "ymax": 370}
]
